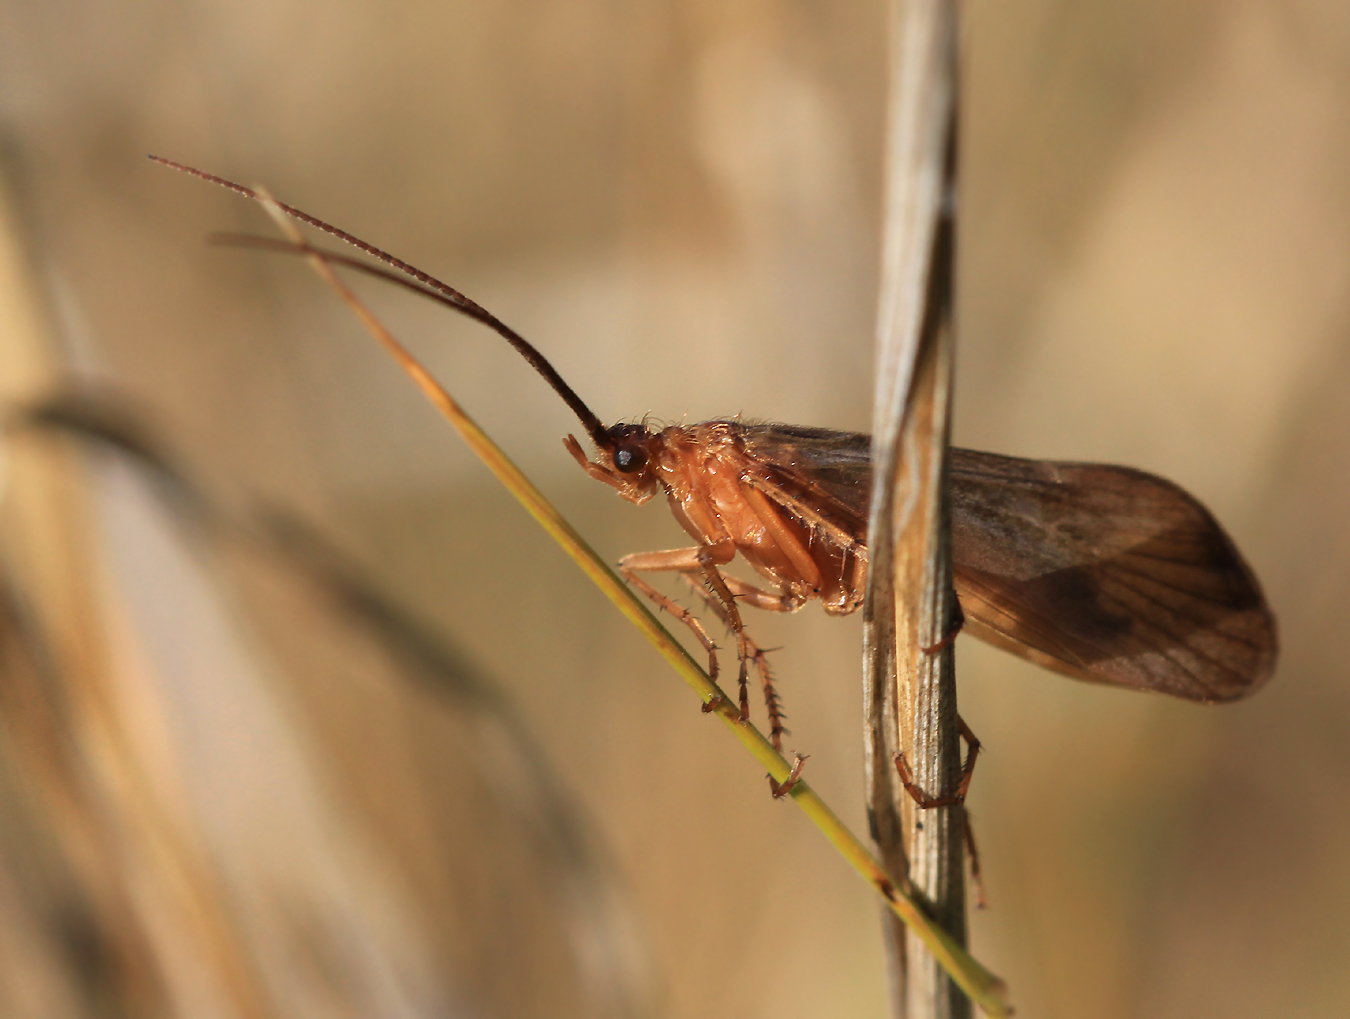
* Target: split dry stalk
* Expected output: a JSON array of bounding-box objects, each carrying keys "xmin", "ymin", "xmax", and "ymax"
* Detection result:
[{"xmin": 864, "ymin": 1, "xmax": 976, "ymax": 1017}]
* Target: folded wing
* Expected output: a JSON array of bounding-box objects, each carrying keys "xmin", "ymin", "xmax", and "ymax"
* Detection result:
[
  {"xmin": 949, "ymin": 448, "xmax": 1276, "ymax": 702},
  {"xmin": 737, "ymin": 425, "xmax": 1276, "ymax": 702}
]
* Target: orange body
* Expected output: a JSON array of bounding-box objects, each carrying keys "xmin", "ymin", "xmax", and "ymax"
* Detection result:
[{"xmin": 566, "ymin": 421, "xmax": 868, "ymax": 617}]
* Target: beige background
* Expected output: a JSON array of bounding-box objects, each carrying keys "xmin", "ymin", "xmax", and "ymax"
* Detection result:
[{"xmin": 1, "ymin": 1, "xmax": 1348, "ymax": 1017}]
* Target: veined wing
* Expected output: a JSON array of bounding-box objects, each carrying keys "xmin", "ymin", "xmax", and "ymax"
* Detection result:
[
  {"xmin": 948, "ymin": 448, "xmax": 1276, "ymax": 702},
  {"xmin": 735, "ymin": 424, "xmax": 872, "ymax": 546},
  {"xmin": 736, "ymin": 426, "xmax": 1276, "ymax": 702}
]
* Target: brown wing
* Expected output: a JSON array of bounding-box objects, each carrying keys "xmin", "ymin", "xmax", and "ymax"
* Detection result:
[
  {"xmin": 735, "ymin": 424, "xmax": 872, "ymax": 544},
  {"xmin": 948, "ymin": 448, "xmax": 1276, "ymax": 702},
  {"xmin": 736, "ymin": 425, "xmax": 1276, "ymax": 702}
]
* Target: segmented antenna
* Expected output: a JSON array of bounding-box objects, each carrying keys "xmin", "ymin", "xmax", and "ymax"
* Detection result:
[{"xmin": 149, "ymin": 155, "xmax": 611, "ymax": 449}]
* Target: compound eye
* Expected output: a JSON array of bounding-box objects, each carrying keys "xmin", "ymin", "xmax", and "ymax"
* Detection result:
[{"xmin": 613, "ymin": 445, "xmax": 647, "ymax": 473}]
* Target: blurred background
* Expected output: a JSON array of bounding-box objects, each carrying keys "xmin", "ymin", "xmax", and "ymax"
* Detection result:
[{"xmin": 0, "ymin": 0, "xmax": 1347, "ymax": 1016}]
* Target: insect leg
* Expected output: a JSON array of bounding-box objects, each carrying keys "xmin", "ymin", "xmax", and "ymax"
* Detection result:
[
  {"xmin": 720, "ymin": 576, "xmax": 807, "ymax": 614},
  {"xmin": 892, "ymin": 714, "xmax": 981, "ymax": 808},
  {"xmin": 894, "ymin": 716, "xmax": 986, "ymax": 903},
  {"xmin": 721, "ymin": 577, "xmax": 807, "ymax": 750},
  {"xmin": 693, "ymin": 556, "xmax": 756, "ymax": 723},
  {"xmin": 769, "ymin": 752, "xmax": 809, "ymax": 799},
  {"xmin": 964, "ymin": 809, "xmax": 987, "ymax": 909},
  {"xmin": 920, "ymin": 597, "xmax": 966, "ymax": 655},
  {"xmin": 952, "ymin": 714, "xmax": 981, "ymax": 802},
  {"xmin": 619, "ymin": 567, "xmax": 720, "ymax": 681},
  {"xmin": 675, "ymin": 575, "xmax": 795, "ymax": 750},
  {"xmin": 619, "ymin": 542, "xmax": 744, "ymax": 714}
]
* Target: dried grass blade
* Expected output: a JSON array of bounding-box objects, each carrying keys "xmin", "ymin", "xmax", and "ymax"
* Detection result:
[{"xmin": 864, "ymin": 0, "xmax": 1010, "ymax": 1016}]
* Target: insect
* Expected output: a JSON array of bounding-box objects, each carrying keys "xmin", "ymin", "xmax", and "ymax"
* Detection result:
[{"xmin": 154, "ymin": 158, "xmax": 1279, "ymax": 791}]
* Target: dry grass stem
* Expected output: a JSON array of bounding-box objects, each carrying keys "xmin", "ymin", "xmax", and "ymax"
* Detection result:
[{"xmin": 865, "ymin": 1, "xmax": 998, "ymax": 1016}]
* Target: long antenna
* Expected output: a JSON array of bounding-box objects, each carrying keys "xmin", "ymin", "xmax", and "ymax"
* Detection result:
[{"xmin": 149, "ymin": 155, "xmax": 611, "ymax": 449}]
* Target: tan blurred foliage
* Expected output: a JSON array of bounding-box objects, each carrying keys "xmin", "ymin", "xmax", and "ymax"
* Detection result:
[{"xmin": 0, "ymin": 1, "xmax": 1347, "ymax": 1017}]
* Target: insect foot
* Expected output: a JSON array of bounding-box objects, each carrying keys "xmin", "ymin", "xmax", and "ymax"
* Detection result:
[
  {"xmin": 893, "ymin": 718, "xmax": 987, "ymax": 907},
  {"xmin": 769, "ymin": 753, "xmax": 809, "ymax": 799},
  {"xmin": 700, "ymin": 693, "xmax": 728, "ymax": 714}
]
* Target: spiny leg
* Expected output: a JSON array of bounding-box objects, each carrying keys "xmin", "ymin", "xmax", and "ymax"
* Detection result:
[
  {"xmin": 619, "ymin": 542, "xmax": 742, "ymax": 714},
  {"xmin": 753, "ymin": 647, "xmax": 785, "ymax": 752},
  {"xmin": 640, "ymin": 559, "xmax": 810, "ymax": 800},
  {"xmin": 677, "ymin": 573, "xmax": 803, "ymax": 751},
  {"xmin": 723, "ymin": 575, "xmax": 806, "ymax": 752},
  {"xmin": 695, "ymin": 559, "xmax": 754, "ymax": 722},
  {"xmin": 679, "ymin": 578, "xmax": 781, "ymax": 747},
  {"xmin": 618, "ymin": 565, "xmax": 720, "ymax": 684}
]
